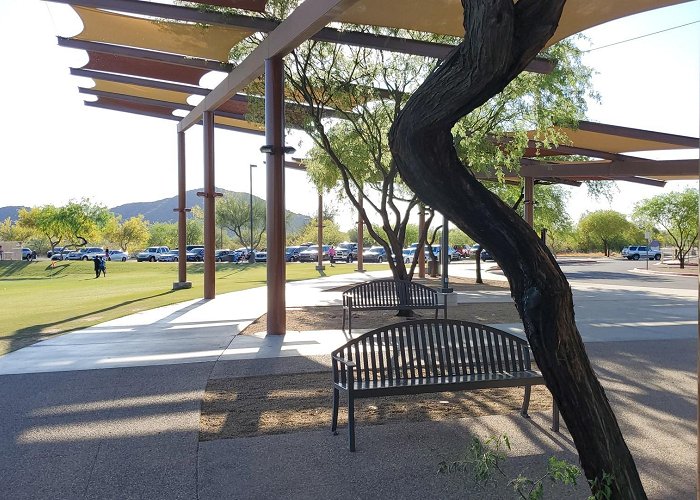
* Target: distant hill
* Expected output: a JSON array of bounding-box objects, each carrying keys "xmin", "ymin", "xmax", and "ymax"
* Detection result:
[
  {"xmin": 0, "ymin": 206, "xmax": 27, "ymax": 222},
  {"xmin": 110, "ymin": 188, "xmax": 311, "ymax": 233},
  {"xmin": 0, "ymin": 190, "xmax": 310, "ymax": 233}
]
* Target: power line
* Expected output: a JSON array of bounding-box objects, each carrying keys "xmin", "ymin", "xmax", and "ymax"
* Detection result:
[{"xmin": 584, "ymin": 20, "xmax": 700, "ymax": 52}]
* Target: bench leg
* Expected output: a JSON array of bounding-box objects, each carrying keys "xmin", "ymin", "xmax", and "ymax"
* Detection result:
[
  {"xmin": 331, "ymin": 388, "xmax": 339, "ymax": 434},
  {"xmin": 342, "ymin": 308, "xmax": 347, "ymax": 333},
  {"xmin": 348, "ymin": 394, "xmax": 356, "ymax": 452},
  {"xmin": 551, "ymin": 397, "xmax": 560, "ymax": 432},
  {"xmin": 348, "ymin": 311, "xmax": 353, "ymax": 338},
  {"xmin": 521, "ymin": 386, "xmax": 532, "ymax": 418}
]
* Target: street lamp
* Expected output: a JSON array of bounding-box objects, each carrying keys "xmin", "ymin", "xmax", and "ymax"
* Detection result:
[{"xmin": 249, "ymin": 164, "xmax": 256, "ymax": 263}]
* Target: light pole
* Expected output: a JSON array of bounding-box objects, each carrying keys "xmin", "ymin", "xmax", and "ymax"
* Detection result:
[{"xmin": 249, "ymin": 164, "xmax": 256, "ymax": 262}]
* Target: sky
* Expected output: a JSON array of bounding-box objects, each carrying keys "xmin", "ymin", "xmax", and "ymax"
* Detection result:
[{"xmin": 0, "ymin": 0, "xmax": 698, "ymax": 231}]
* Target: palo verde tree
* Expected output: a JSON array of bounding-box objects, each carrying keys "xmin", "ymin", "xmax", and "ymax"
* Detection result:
[
  {"xmin": 103, "ymin": 214, "xmax": 150, "ymax": 253},
  {"xmin": 390, "ymin": 0, "xmax": 645, "ymax": 497},
  {"xmin": 20, "ymin": 200, "xmax": 110, "ymax": 249},
  {"xmin": 17, "ymin": 205, "xmax": 70, "ymax": 251},
  {"xmin": 577, "ymin": 210, "xmax": 634, "ymax": 256},
  {"xmin": 216, "ymin": 194, "xmax": 267, "ymax": 250},
  {"xmin": 633, "ymin": 189, "xmax": 698, "ymax": 268}
]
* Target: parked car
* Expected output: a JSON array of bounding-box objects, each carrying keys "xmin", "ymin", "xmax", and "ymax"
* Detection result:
[
  {"xmin": 624, "ymin": 245, "xmax": 661, "ymax": 261},
  {"xmin": 157, "ymin": 249, "xmax": 179, "ymax": 262},
  {"xmin": 363, "ymin": 246, "xmax": 388, "ymax": 263},
  {"xmin": 51, "ymin": 248, "xmax": 72, "ymax": 261},
  {"xmin": 190, "ymin": 247, "xmax": 205, "ymax": 261},
  {"xmin": 335, "ymin": 242, "xmax": 358, "ymax": 263},
  {"xmin": 67, "ymin": 247, "xmax": 104, "ymax": 261},
  {"xmin": 136, "ymin": 246, "xmax": 170, "ymax": 262},
  {"xmin": 186, "ymin": 245, "xmax": 204, "ymax": 252},
  {"xmin": 285, "ymin": 246, "xmax": 302, "ymax": 262},
  {"xmin": 215, "ymin": 249, "xmax": 232, "ymax": 262},
  {"xmin": 22, "ymin": 248, "xmax": 37, "ymax": 260},
  {"xmin": 480, "ymin": 248, "xmax": 495, "ymax": 261},
  {"xmin": 298, "ymin": 245, "xmax": 329, "ymax": 262},
  {"xmin": 108, "ymin": 249, "xmax": 129, "ymax": 262},
  {"xmin": 47, "ymin": 246, "xmax": 67, "ymax": 258},
  {"xmin": 401, "ymin": 247, "xmax": 427, "ymax": 264},
  {"xmin": 255, "ymin": 249, "xmax": 267, "ymax": 263}
]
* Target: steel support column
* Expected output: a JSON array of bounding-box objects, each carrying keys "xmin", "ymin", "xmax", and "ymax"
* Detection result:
[
  {"xmin": 203, "ymin": 110, "xmax": 216, "ymax": 299},
  {"xmin": 172, "ymin": 131, "xmax": 191, "ymax": 290},
  {"xmin": 316, "ymin": 192, "xmax": 325, "ymax": 271},
  {"xmin": 524, "ymin": 176, "xmax": 534, "ymax": 227},
  {"xmin": 440, "ymin": 215, "xmax": 452, "ymax": 293},
  {"xmin": 418, "ymin": 204, "xmax": 425, "ymax": 278},
  {"xmin": 265, "ymin": 57, "xmax": 286, "ymax": 335},
  {"xmin": 356, "ymin": 194, "xmax": 364, "ymax": 272}
]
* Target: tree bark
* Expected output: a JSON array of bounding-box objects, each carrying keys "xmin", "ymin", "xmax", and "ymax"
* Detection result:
[{"xmin": 389, "ymin": 0, "xmax": 646, "ymax": 497}]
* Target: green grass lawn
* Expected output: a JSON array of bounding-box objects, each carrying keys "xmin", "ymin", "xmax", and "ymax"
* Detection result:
[{"xmin": 0, "ymin": 259, "xmax": 384, "ymax": 356}]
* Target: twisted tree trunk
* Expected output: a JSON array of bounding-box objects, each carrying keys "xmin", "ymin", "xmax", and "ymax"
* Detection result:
[{"xmin": 389, "ymin": 0, "xmax": 646, "ymax": 497}]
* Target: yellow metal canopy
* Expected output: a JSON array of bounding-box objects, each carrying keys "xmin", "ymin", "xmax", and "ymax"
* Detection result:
[
  {"xmin": 536, "ymin": 126, "xmax": 696, "ymax": 154},
  {"xmin": 339, "ymin": 0, "xmax": 690, "ymax": 46},
  {"xmin": 72, "ymin": 6, "xmax": 254, "ymax": 61},
  {"xmin": 91, "ymin": 80, "xmax": 192, "ymax": 105}
]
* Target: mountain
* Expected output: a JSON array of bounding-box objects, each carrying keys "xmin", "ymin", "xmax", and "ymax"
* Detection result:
[
  {"xmin": 0, "ymin": 189, "xmax": 310, "ymax": 233},
  {"xmin": 0, "ymin": 206, "xmax": 27, "ymax": 222}
]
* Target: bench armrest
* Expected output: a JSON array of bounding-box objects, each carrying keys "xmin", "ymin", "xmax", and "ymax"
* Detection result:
[{"xmin": 332, "ymin": 354, "xmax": 356, "ymax": 368}]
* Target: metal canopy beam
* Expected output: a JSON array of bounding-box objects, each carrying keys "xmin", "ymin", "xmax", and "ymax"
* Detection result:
[
  {"xmin": 577, "ymin": 120, "xmax": 699, "ymax": 148},
  {"xmin": 520, "ymin": 159, "xmax": 698, "ymax": 178},
  {"xmin": 50, "ymin": 0, "xmax": 554, "ymax": 73},
  {"xmin": 178, "ymin": 0, "xmax": 362, "ymax": 133},
  {"xmin": 71, "ymin": 68, "xmax": 210, "ymax": 95},
  {"xmin": 58, "ymin": 37, "xmax": 233, "ymax": 72}
]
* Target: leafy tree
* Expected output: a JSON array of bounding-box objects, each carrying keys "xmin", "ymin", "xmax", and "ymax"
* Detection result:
[
  {"xmin": 291, "ymin": 218, "xmax": 347, "ymax": 246},
  {"xmin": 148, "ymin": 223, "xmax": 178, "ymax": 248},
  {"xmin": 17, "ymin": 205, "xmax": 68, "ymax": 251},
  {"xmin": 216, "ymin": 194, "xmax": 266, "ymax": 250},
  {"xmin": 577, "ymin": 210, "xmax": 634, "ymax": 256},
  {"xmin": 389, "ymin": 0, "xmax": 645, "ymax": 496},
  {"xmin": 104, "ymin": 215, "xmax": 150, "ymax": 252},
  {"xmin": 633, "ymin": 189, "xmax": 699, "ymax": 268}
]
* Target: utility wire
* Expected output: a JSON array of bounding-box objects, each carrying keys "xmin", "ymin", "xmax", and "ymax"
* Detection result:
[{"xmin": 584, "ymin": 20, "xmax": 699, "ymax": 52}]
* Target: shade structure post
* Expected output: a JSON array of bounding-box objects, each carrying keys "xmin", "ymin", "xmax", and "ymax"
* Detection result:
[
  {"xmin": 203, "ymin": 110, "xmax": 216, "ymax": 299},
  {"xmin": 172, "ymin": 130, "xmax": 191, "ymax": 290},
  {"xmin": 316, "ymin": 192, "xmax": 325, "ymax": 271},
  {"xmin": 356, "ymin": 193, "xmax": 364, "ymax": 272},
  {"xmin": 418, "ymin": 203, "xmax": 425, "ymax": 278},
  {"xmin": 440, "ymin": 214, "xmax": 452, "ymax": 293},
  {"xmin": 265, "ymin": 57, "xmax": 286, "ymax": 335},
  {"xmin": 524, "ymin": 176, "xmax": 534, "ymax": 227}
]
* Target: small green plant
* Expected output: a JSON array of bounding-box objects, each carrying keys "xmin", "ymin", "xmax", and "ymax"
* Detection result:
[{"xmin": 438, "ymin": 434, "xmax": 614, "ymax": 500}]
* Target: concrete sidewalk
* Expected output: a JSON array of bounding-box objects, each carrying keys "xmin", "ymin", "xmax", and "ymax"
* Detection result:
[{"xmin": 0, "ymin": 265, "xmax": 696, "ymax": 499}]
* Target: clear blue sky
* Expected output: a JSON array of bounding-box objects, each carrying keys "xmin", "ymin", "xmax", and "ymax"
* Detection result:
[{"xmin": 0, "ymin": 1, "xmax": 697, "ymax": 228}]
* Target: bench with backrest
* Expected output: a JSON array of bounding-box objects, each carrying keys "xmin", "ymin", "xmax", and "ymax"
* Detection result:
[
  {"xmin": 331, "ymin": 319, "xmax": 559, "ymax": 451},
  {"xmin": 342, "ymin": 279, "xmax": 447, "ymax": 336}
]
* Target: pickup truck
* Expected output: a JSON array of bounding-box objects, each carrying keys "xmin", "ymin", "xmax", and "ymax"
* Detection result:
[
  {"xmin": 136, "ymin": 246, "xmax": 171, "ymax": 262},
  {"xmin": 623, "ymin": 245, "xmax": 661, "ymax": 261}
]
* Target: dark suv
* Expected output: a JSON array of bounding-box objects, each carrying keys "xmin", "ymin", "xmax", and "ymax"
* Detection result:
[{"xmin": 335, "ymin": 242, "xmax": 358, "ymax": 263}]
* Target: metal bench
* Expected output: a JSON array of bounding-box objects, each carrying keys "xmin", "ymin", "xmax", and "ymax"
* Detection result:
[
  {"xmin": 331, "ymin": 319, "xmax": 559, "ymax": 451},
  {"xmin": 342, "ymin": 279, "xmax": 447, "ymax": 336}
]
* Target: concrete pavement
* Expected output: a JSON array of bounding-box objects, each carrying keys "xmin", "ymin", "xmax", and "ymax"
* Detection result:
[{"xmin": 0, "ymin": 260, "xmax": 696, "ymax": 498}]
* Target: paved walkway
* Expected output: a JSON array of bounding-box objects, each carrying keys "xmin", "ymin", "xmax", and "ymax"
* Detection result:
[{"xmin": 0, "ymin": 263, "xmax": 696, "ymax": 498}]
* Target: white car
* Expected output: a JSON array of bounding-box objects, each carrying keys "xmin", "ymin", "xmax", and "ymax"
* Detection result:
[
  {"xmin": 108, "ymin": 249, "xmax": 129, "ymax": 262},
  {"xmin": 67, "ymin": 247, "xmax": 104, "ymax": 261}
]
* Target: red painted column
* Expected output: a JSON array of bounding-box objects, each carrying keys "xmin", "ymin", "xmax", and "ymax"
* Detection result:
[
  {"xmin": 203, "ymin": 111, "xmax": 216, "ymax": 299},
  {"xmin": 418, "ymin": 204, "xmax": 425, "ymax": 278},
  {"xmin": 265, "ymin": 57, "xmax": 286, "ymax": 335},
  {"xmin": 316, "ymin": 192, "xmax": 324, "ymax": 271},
  {"xmin": 175, "ymin": 131, "xmax": 189, "ymax": 287},
  {"xmin": 356, "ymin": 194, "xmax": 364, "ymax": 272}
]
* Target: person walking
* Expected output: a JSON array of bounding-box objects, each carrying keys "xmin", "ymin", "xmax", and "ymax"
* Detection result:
[
  {"xmin": 93, "ymin": 255, "xmax": 101, "ymax": 278},
  {"xmin": 99, "ymin": 256, "xmax": 107, "ymax": 277},
  {"xmin": 329, "ymin": 245, "xmax": 336, "ymax": 267}
]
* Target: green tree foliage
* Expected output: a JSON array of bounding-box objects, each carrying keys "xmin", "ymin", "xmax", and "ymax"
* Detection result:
[
  {"xmin": 577, "ymin": 210, "xmax": 634, "ymax": 256},
  {"xmin": 16, "ymin": 206, "xmax": 66, "ymax": 250},
  {"xmin": 291, "ymin": 218, "xmax": 347, "ymax": 246},
  {"xmin": 147, "ymin": 223, "xmax": 178, "ymax": 248},
  {"xmin": 216, "ymin": 194, "xmax": 267, "ymax": 250},
  {"xmin": 19, "ymin": 200, "xmax": 110, "ymax": 249},
  {"xmin": 104, "ymin": 215, "xmax": 150, "ymax": 252},
  {"xmin": 633, "ymin": 189, "xmax": 699, "ymax": 268}
]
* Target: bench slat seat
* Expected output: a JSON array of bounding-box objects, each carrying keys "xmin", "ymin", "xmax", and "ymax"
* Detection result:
[
  {"xmin": 342, "ymin": 279, "xmax": 447, "ymax": 335},
  {"xmin": 337, "ymin": 370, "xmax": 545, "ymax": 396},
  {"xmin": 331, "ymin": 319, "xmax": 559, "ymax": 451}
]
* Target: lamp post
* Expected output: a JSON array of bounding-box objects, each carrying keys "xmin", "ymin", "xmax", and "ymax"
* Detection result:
[{"xmin": 249, "ymin": 164, "xmax": 256, "ymax": 262}]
